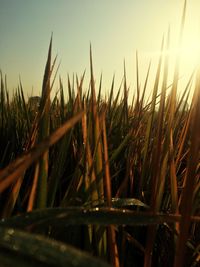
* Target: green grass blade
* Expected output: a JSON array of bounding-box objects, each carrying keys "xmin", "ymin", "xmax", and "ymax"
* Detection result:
[{"xmin": 0, "ymin": 227, "xmax": 111, "ymax": 267}]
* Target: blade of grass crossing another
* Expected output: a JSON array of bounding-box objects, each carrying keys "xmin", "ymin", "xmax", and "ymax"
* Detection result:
[
  {"xmin": 102, "ymin": 111, "xmax": 119, "ymax": 267},
  {"xmin": 36, "ymin": 37, "xmax": 52, "ymax": 209},
  {"xmin": 0, "ymin": 111, "xmax": 84, "ymax": 193},
  {"xmin": 174, "ymin": 67, "xmax": 200, "ymax": 267}
]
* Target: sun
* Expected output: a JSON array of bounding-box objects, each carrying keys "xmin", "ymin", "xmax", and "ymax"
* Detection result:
[{"xmin": 168, "ymin": 21, "xmax": 200, "ymax": 75}]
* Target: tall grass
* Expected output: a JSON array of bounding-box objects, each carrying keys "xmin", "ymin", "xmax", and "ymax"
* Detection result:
[{"xmin": 0, "ymin": 1, "xmax": 199, "ymax": 266}]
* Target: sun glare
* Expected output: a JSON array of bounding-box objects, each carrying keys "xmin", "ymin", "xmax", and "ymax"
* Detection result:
[
  {"xmin": 174, "ymin": 39, "xmax": 200, "ymax": 68},
  {"xmin": 149, "ymin": 32, "xmax": 200, "ymax": 86}
]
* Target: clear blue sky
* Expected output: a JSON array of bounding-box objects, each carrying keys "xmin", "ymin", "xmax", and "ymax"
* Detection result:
[{"xmin": 0, "ymin": 0, "xmax": 200, "ymax": 98}]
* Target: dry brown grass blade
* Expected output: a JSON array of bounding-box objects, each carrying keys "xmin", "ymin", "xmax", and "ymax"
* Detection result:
[
  {"xmin": 147, "ymin": 28, "xmax": 170, "ymax": 217},
  {"xmin": 139, "ymin": 60, "xmax": 151, "ymax": 113},
  {"xmin": 169, "ymin": 130, "xmax": 178, "ymax": 213},
  {"xmin": 0, "ymin": 111, "xmax": 84, "ymax": 194},
  {"xmin": 102, "ymin": 112, "xmax": 112, "ymax": 206},
  {"xmin": 123, "ymin": 61, "xmax": 128, "ymax": 128},
  {"xmin": 174, "ymin": 68, "xmax": 200, "ymax": 267},
  {"xmin": 135, "ymin": 51, "xmax": 140, "ymax": 111},
  {"xmin": 175, "ymin": 98, "xmax": 192, "ymax": 169},
  {"xmin": 97, "ymin": 73, "xmax": 103, "ymax": 108},
  {"xmin": 27, "ymin": 163, "xmax": 39, "ymax": 212},
  {"xmin": 85, "ymin": 121, "xmax": 99, "ymax": 202},
  {"xmin": 142, "ymin": 36, "xmax": 164, "ymax": 191},
  {"xmin": 168, "ymin": 0, "xmax": 187, "ymax": 129},
  {"xmin": 1, "ymin": 175, "xmax": 24, "ymax": 218},
  {"xmin": 90, "ymin": 44, "xmax": 104, "ymax": 201},
  {"xmin": 73, "ymin": 72, "xmax": 85, "ymax": 113},
  {"xmin": 143, "ymin": 38, "xmax": 164, "ymax": 267},
  {"xmin": 89, "ymin": 45, "xmax": 107, "ymax": 256},
  {"xmin": 152, "ymin": 28, "xmax": 170, "ymax": 204},
  {"xmin": 81, "ymin": 102, "xmax": 99, "ymax": 204},
  {"xmin": 102, "ymin": 111, "xmax": 120, "ymax": 267}
]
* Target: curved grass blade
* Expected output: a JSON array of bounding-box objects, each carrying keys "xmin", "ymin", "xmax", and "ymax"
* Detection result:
[
  {"xmin": 0, "ymin": 251, "xmax": 45, "ymax": 267},
  {"xmin": 110, "ymin": 198, "xmax": 149, "ymax": 209},
  {"xmin": 0, "ymin": 111, "xmax": 84, "ymax": 194},
  {"xmin": 0, "ymin": 227, "xmax": 111, "ymax": 267},
  {"xmin": 84, "ymin": 198, "xmax": 148, "ymax": 209},
  {"xmin": 1, "ymin": 207, "xmax": 199, "ymax": 229}
]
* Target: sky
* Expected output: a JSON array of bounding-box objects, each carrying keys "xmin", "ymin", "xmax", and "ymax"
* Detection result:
[{"xmin": 0, "ymin": 0, "xmax": 200, "ymax": 99}]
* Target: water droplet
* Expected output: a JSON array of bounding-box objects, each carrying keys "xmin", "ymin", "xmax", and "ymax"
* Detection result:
[
  {"xmin": 7, "ymin": 229, "xmax": 14, "ymax": 235},
  {"xmin": 13, "ymin": 245, "xmax": 19, "ymax": 251}
]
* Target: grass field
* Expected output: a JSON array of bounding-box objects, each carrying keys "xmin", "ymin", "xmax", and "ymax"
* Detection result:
[{"xmin": 0, "ymin": 2, "xmax": 199, "ymax": 267}]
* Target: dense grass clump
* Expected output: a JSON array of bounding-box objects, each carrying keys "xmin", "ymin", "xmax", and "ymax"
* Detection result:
[{"xmin": 0, "ymin": 2, "xmax": 199, "ymax": 267}]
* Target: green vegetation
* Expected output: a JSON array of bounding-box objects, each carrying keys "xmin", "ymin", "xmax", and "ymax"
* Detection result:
[{"xmin": 0, "ymin": 1, "xmax": 199, "ymax": 266}]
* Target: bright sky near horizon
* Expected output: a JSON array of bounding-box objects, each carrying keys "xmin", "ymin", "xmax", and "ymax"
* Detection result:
[{"xmin": 0, "ymin": 0, "xmax": 200, "ymax": 98}]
